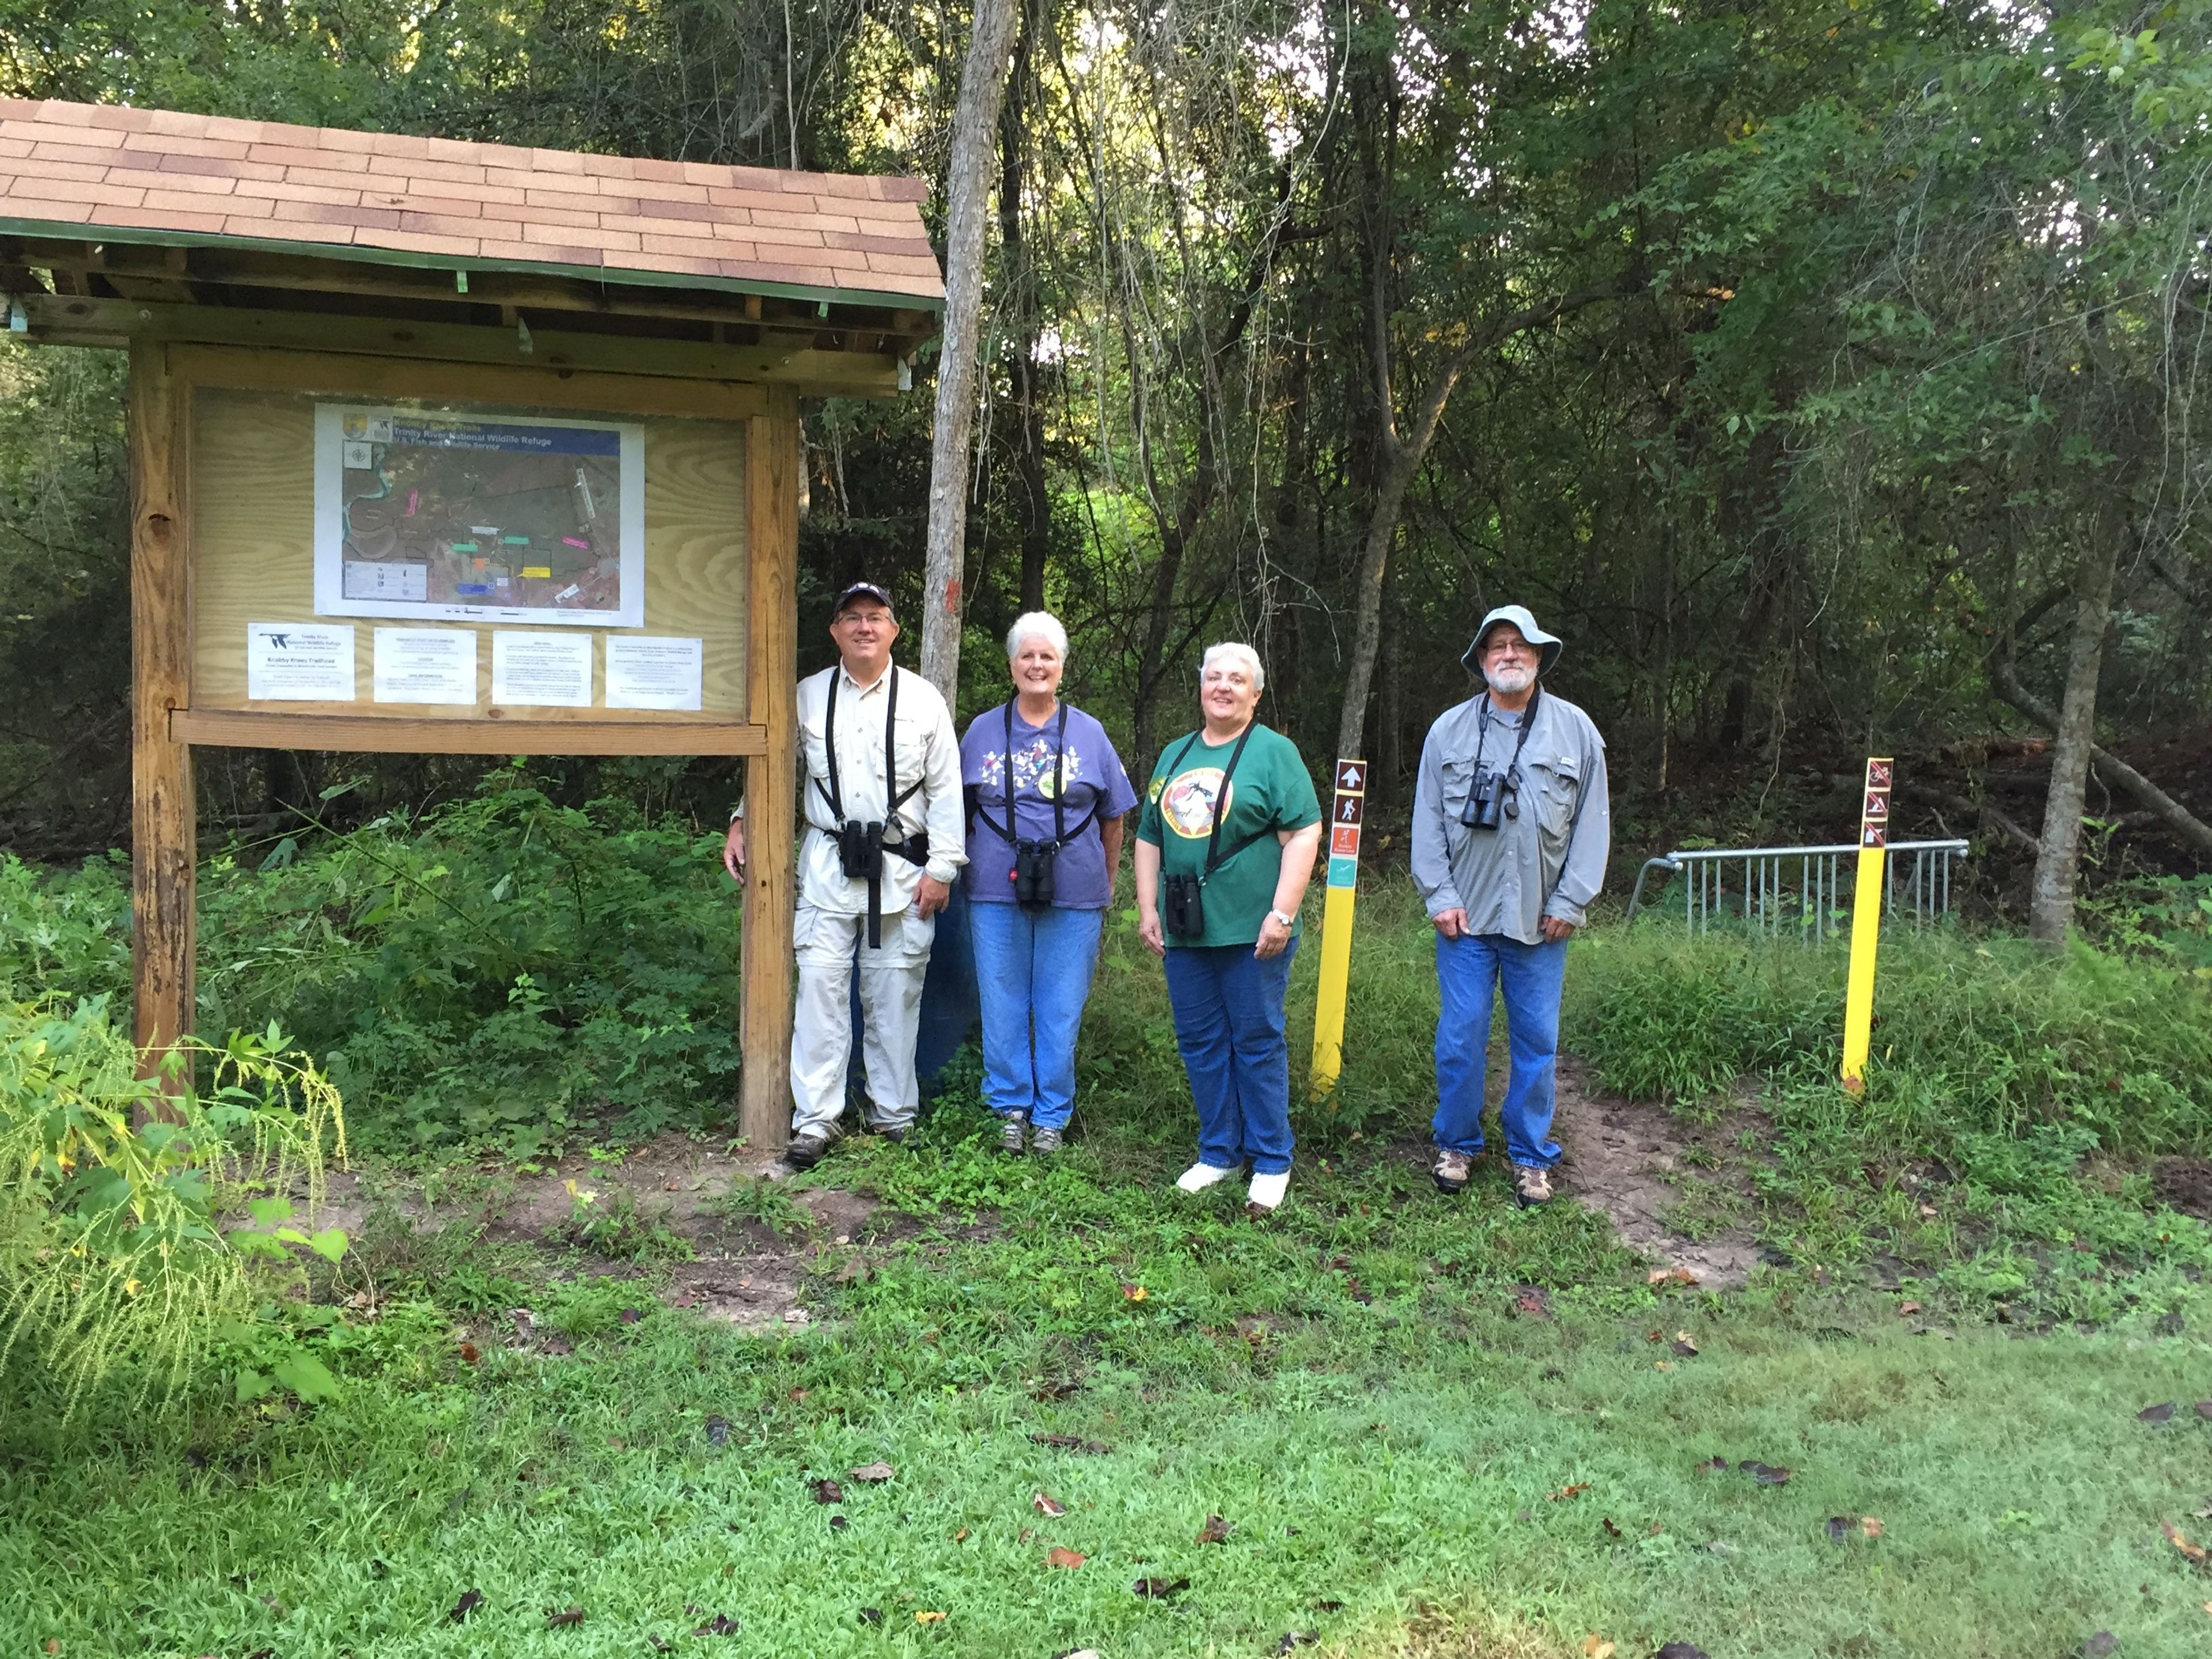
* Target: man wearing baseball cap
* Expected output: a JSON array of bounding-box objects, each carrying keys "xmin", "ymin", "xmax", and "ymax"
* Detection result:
[
  {"xmin": 1409, "ymin": 605, "xmax": 1611, "ymax": 1206},
  {"xmin": 724, "ymin": 582, "xmax": 966, "ymax": 1168}
]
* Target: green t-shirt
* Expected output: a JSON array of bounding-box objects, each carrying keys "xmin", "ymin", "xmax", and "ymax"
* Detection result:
[{"xmin": 1136, "ymin": 724, "xmax": 1322, "ymax": 948}]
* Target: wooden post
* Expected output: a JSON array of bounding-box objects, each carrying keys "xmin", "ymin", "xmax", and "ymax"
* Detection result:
[
  {"xmin": 128, "ymin": 339, "xmax": 195, "ymax": 1078},
  {"xmin": 739, "ymin": 394, "xmax": 800, "ymax": 1153}
]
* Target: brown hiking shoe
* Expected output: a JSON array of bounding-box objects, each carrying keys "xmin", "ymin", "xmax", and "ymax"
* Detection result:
[
  {"xmin": 999, "ymin": 1112, "xmax": 1028, "ymax": 1153},
  {"xmin": 1431, "ymin": 1149, "xmax": 1473, "ymax": 1194},
  {"xmin": 1512, "ymin": 1163, "xmax": 1554, "ymax": 1208},
  {"xmin": 785, "ymin": 1128, "xmax": 832, "ymax": 1170}
]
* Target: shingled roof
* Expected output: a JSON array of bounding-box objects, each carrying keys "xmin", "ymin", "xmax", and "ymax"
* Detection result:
[{"xmin": 0, "ymin": 97, "xmax": 944, "ymax": 308}]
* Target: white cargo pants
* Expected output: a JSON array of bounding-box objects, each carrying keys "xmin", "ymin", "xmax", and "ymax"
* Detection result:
[{"xmin": 789, "ymin": 901, "xmax": 936, "ymax": 1139}]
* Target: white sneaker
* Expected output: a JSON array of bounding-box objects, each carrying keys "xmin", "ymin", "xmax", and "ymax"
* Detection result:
[
  {"xmin": 1176, "ymin": 1162, "xmax": 1237, "ymax": 1193},
  {"xmin": 1247, "ymin": 1170, "xmax": 1289, "ymax": 1210}
]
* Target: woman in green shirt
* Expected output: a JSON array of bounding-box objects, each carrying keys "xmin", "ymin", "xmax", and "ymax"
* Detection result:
[{"xmin": 1135, "ymin": 643, "xmax": 1324, "ymax": 1212}]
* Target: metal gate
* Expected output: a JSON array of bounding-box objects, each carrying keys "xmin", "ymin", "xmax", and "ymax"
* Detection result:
[{"xmin": 1624, "ymin": 839, "xmax": 1969, "ymax": 940}]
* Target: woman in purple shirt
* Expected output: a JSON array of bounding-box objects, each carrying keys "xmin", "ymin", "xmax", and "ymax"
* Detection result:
[{"xmin": 962, "ymin": 612, "xmax": 1138, "ymax": 1153}]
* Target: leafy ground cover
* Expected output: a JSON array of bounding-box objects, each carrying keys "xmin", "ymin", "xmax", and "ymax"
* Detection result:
[{"xmin": 5, "ymin": 801, "xmax": 2212, "ymax": 1656}]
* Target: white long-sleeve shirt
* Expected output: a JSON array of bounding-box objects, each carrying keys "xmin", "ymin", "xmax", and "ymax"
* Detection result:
[{"xmin": 787, "ymin": 661, "xmax": 965, "ymax": 915}]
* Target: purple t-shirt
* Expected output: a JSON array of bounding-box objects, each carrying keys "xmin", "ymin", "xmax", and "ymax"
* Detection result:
[{"xmin": 961, "ymin": 702, "xmax": 1138, "ymax": 908}]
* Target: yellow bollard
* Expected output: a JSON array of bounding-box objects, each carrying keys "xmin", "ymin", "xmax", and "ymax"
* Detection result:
[
  {"xmin": 1840, "ymin": 756, "xmax": 1893, "ymax": 1094},
  {"xmin": 1309, "ymin": 758, "xmax": 1367, "ymax": 1099}
]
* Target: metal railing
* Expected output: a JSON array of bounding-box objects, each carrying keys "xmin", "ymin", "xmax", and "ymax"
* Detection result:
[{"xmin": 1624, "ymin": 839, "xmax": 1969, "ymax": 940}]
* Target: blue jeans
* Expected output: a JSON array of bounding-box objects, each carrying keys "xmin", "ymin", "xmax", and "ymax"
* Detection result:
[
  {"xmin": 1432, "ymin": 931, "xmax": 1568, "ymax": 1168},
  {"xmin": 1162, "ymin": 939, "xmax": 1298, "ymax": 1176},
  {"xmin": 968, "ymin": 902, "xmax": 1104, "ymax": 1131}
]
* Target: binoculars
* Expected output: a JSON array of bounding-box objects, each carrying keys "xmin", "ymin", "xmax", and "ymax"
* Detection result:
[
  {"xmin": 1012, "ymin": 839, "xmax": 1060, "ymax": 910},
  {"xmin": 1161, "ymin": 872, "xmax": 1206, "ymax": 937},
  {"xmin": 1459, "ymin": 766, "xmax": 1517, "ymax": 832},
  {"xmin": 834, "ymin": 818, "xmax": 887, "ymax": 880}
]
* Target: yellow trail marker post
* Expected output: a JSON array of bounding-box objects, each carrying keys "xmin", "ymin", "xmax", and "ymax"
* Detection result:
[
  {"xmin": 1309, "ymin": 757, "xmax": 1367, "ymax": 1099},
  {"xmin": 1840, "ymin": 756, "xmax": 1894, "ymax": 1094}
]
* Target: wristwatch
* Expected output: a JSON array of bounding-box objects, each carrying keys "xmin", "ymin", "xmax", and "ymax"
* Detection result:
[{"xmin": 1268, "ymin": 908, "xmax": 1297, "ymax": 929}]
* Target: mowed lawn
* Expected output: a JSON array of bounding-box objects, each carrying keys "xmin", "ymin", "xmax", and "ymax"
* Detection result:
[{"xmin": 6, "ymin": 1130, "xmax": 2210, "ymax": 1659}]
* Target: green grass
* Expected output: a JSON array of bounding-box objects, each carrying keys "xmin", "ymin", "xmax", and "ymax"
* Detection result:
[{"xmin": 7, "ymin": 854, "xmax": 2212, "ymax": 1656}]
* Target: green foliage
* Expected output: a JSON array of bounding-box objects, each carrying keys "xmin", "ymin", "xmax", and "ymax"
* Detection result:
[
  {"xmin": 707, "ymin": 1176, "xmax": 813, "ymax": 1240},
  {"xmin": 0, "ymin": 999, "xmax": 346, "ymax": 1412}
]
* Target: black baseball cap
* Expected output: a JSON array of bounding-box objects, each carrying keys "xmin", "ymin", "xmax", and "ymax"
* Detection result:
[{"xmin": 832, "ymin": 581, "xmax": 896, "ymax": 616}]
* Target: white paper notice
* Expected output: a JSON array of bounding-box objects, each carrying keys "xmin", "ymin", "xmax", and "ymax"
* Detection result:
[
  {"xmin": 247, "ymin": 622, "xmax": 355, "ymax": 701},
  {"xmin": 373, "ymin": 628, "xmax": 478, "ymax": 704},
  {"xmin": 491, "ymin": 630, "xmax": 593, "ymax": 707},
  {"xmin": 603, "ymin": 635, "xmax": 704, "ymax": 711}
]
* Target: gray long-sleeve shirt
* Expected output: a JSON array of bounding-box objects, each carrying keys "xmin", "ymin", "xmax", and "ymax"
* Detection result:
[{"xmin": 1410, "ymin": 689, "xmax": 1611, "ymax": 943}]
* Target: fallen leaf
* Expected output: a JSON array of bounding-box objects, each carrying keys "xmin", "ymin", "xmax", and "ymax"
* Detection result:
[
  {"xmin": 1197, "ymin": 1513, "xmax": 1232, "ymax": 1544},
  {"xmin": 811, "ymin": 1478, "xmax": 844, "ymax": 1504},
  {"xmin": 2139, "ymin": 1402, "xmax": 2177, "ymax": 1424},
  {"xmin": 1549, "ymin": 1482, "xmax": 1590, "ymax": 1502},
  {"xmin": 953, "ymin": 1527, "xmax": 969, "ymax": 1542},
  {"xmin": 605, "ymin": 1436, "xmax": 624, "ymax": 1449},
  {"xmin": 1672, "ymin": 1332, "xmax": 1700, "ymax": 1357},
  {"xmin": 704, "ymin": 1415, "xmax": 729, "ymax": 1448},
  {"xmin": 1034, "ymin": 1491, "xmax": 1069, "ymax": 1517},
  {"xmin": 1862, "ymin": 1516, "xmax": 1884, "ymax": 1537},
  {"xmin": 2196, "ymin": 1400, "xmax": 2212, "ymax": 1421},
  {"xmin": 1655, "ymin": 1361, "xmax": 1675, "ymax": 1372},
  {"xmin": 1132, "ymin": 1576, "xmax": 1190, "ymax": 1599},
  {"xmin": 915, "ymin": 1610, "xmax": 946, "ymax": 1624},
  {"xmin": 690, "ymin": 1613, "xmax": 740, "ymax": 1636},
  {"xmin": 1656, "ymin": 1646, "xmax": 1711, "ymax": 1659},
  {"xmin": 1582, "ymin": 1637, "xmax": 1616, "ymax": 1659},
  {"xmin": 2081, "ymin": 1634, "xmax": 2118, "ymax": 1658},
  {"xmin": 1515, "ymin": 1286, "xmax": 1554, "ymax": 1318},
  {"xmin": 449, "ymin": 1589, "xmax": 485, "ymax": 1624},
  {"xmin": 1648, "ymin": 1266, "xmax": 1698, "ymax": 1288},
  {"xmin": 1315, "ymin": 1599, "xmax": 1345, "ymax": 1612},
  {"xmin": 1897, "ymin": 1300, "xmax": 1922, "ymax": 1316},
  {"xmin": 1046, "ymin": 1546, "xmax": 1086, "ymax": 1569},
  {"xmin": 1694, "ymin": 1456, "xmax": 1728, "ymax": 1475},
  {"xmin": 1121, "ymin": 1283, "xmax": 1149, "ymax": 1302},
  {"xmin": 618, "ymin": 1308, "xmax": 642, "ymax": 1324},
  {"xmin": 1740, "ymin": 1460, "xmax": 1791, "ymax": 1486},
  {"xmin": 858, "ymin": 1608, "xmax": 882, "ymax": 1624},
  {"xmin": 848, "ymin": 1461, "xmax": 896, "ymax": 1483},
  {"xmin": 2165, "ymin": 1521, "xmax": 2209, "ymax": 1563},
  {"xmin": 789, "ymin": 1388, "xmax": 811, "ymax": 1403},
  {"xmin": 457, "ymin": 1341, "xmax": 480, "ymax": 1365},
  {"xmin": 1601, "ymin": 1517, "xmax": 1623, "ymax": 1538},
  {"xmin": 1031, "ymin": 1433, "xmax": 1112, "ymax": 1455},
  {"xmin": 1825, "ymin": 1517, "xmax": 1851, "ymax": 1544},
  {"xmin": 830, "ymin": 1515, "xmax": 850, "ymax": 1531},
  {"xmin": 547, "ymin": 1607, "xmax": 584, "ymax": 1627}
]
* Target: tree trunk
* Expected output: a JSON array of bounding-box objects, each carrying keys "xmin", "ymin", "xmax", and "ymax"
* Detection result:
[
  {"xmin": 998, "ymin": 0, "xmax": 1050, "ymax": 615},
  {"xmin": 2027, "ymin": 525, "xmax": 2123, "ymax": 943},
  {"xmin": 916, "ymin": 0, "xmax": 1023, "ymax": 704}
]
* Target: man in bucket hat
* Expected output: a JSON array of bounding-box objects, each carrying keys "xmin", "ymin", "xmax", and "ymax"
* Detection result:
[{"xmin": 1410, "ymin": 605, "xmax": 1611, "ymax": 1206}]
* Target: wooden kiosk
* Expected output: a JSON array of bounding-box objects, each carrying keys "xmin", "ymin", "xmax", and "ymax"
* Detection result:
[{"xmin": 0, "ymin": 97, "xmax": 945, "ymax": 1152}]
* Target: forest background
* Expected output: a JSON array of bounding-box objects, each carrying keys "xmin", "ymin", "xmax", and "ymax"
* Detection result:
[{"xmin": 4, "ymin": 0, "xmax": 2212, "ymax": 938}]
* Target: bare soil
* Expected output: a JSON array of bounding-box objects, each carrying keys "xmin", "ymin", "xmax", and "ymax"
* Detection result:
[{"xmin": 1550, "ymin": 1057, "xmax": 1768, "ymax": 1290}]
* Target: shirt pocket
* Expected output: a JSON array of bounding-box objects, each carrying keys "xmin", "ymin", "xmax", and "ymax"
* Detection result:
[
  {"xmin": 887, "ymin": 707, "xmax": 934, "ymax": 809},
  {"xmin": 1524, "ymin": 754, "xmax": 1583, "ymax": 850},
  {"xmin": 1438, "ymin": 754, "xmax": 1479, "ymax": 821}
]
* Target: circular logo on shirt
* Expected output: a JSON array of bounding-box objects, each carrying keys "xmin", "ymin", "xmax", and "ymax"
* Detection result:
[{"xmin": 1160, "ymin": 768, "xmax": 1233, "ymax": 839}]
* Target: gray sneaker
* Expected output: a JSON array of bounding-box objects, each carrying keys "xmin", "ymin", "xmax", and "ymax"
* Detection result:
[
  {"xmin": 785, "ymin": 1128, "xmax": 832, "ymax": 1170},
  {"xmin": 999, "ymin": 1112, "xmax": 1028, "ymax": 1153},
  {"xmin": 1431, "ymin": 1148, "xmax": 1472, "ymax": 1194},
  {"xmin": 1031, "ymin": 1126, "xmax": 1063, "ymax": 1154},
  {"xmin": 1512, "ymin": 1163, "xmax": 1555, "ymax": 1208}
]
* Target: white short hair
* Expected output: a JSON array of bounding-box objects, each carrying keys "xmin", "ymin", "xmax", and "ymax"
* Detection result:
[
  {"xmin": 1199, "ymin": 641, "xmax": 1265, "ymax": 692},
  {"xmin": 1005, "ymin": 611, "xmax": 1069, "ymax": 662}
]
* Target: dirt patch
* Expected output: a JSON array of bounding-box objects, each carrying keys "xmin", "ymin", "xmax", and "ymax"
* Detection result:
[
  {"xmin": 313, "ymin": 1134, "xmax": 891, "ymax": 1331},
  {"xmin": 1552, "ymin": 1058, "xmax": 1768, "ymax": 1291},
  {"xmin": 2152, "ymin": 1156, "xmax": 2212, "ymax": 1221}
]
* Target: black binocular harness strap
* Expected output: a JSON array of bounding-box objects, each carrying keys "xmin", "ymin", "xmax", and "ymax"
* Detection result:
[
  {"xmin": 814, "ymin": 665, "xmax": 927, "ymax": 948},
  {"xmin": 1467, "ymin": 684, "xmax": 1588, "ymax": 914},
  {"xmin": 978, "ymin": 700, "xmax": 1099, "ymax": 854}
]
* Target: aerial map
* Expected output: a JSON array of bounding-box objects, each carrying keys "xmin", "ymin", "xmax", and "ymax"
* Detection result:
[{"xmin": 313, "ymin": 404, "xmax": 645, "ymax": 627}]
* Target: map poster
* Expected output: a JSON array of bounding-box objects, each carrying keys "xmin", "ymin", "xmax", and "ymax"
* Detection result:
[{"xmin": 313, "ymin": 404, "xmax": 646, "ymax": 628}]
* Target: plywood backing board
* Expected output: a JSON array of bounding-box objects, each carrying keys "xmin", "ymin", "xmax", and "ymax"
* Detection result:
[{"xmin": 187, "ymin": 379, "xmax": 749, "ymax": 734}]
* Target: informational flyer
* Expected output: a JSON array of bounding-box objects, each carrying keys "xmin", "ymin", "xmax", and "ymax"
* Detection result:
[
  {"xmin": 491, "ymin": 630, "xmax": 593, "ymax": 708},
  {"xmin": 372, "ymin": 627, "xmax": 479, "ymax": 705},
  {"xmin": 245, "ymin": 622, "xmax": 355, "ymax": 701},
  {"xmin": 315, "ymin": 404, "xmax": 645, "ymax": 628},
  {"xmin": 603, "ymin": 635, "xmax": 703, "ymax": 711}
]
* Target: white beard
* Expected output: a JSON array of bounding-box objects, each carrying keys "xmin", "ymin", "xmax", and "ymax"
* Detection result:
[{"xmin": 1484, "ymin": 662, "xmax": 1536, "ymax": 696}]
